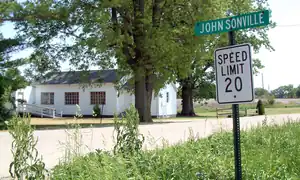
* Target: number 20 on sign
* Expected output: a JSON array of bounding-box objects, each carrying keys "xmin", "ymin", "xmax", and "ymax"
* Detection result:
[{"xmin": 214, "ymin": 43, "xmax": 254, "ymax": 104}]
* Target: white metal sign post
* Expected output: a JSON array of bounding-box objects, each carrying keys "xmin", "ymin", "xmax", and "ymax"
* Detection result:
[{"xmin": 214, "ymin": 43, "xmax": 254, "ymax": 104}]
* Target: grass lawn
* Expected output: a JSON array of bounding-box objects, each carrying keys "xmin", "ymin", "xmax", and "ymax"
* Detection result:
[
  {"xmin": 193, "ymin": 105, "xmax": 300, "ymax": 119},
  {"xmin": 30, "ymin": 117, "xmax": 114, "ymax": 125},
  {"xmin": 0, "ymin": 117, "xmax": 116, "ymax": 131},
  {"xmin": 266, "ymin": 107, "xmax": 300, "ymax": 115},
  {"xmin": 51, "ymin": 121, "xmax": 300, "ymax": 179}
]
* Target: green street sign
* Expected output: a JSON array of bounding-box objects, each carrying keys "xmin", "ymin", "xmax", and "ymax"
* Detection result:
[{"xmin": 194, "ymin": 10, "xmax": 270, "ymax": 36}]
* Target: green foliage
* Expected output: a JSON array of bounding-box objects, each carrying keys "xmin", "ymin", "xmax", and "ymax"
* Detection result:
[
  {"xmin": 194, "ymin": 82, "xmax": 216, "ymax": 101},
  {"xmin": 51, "ymin": 122, "xmax": 300, "ymax": 179},
  {"xmin": 1, "ymin": 0, "xmax": 275, "ymax": 86},
  {"xmin": 113, "ymin": 105, "xmax": 145, "ymax": 157},
  {"xmin": 177, "ymin": 0, "xmax": 275, "ymax": 113},
  {"xmin": 296, "ymin": 85, "xmax": 300, "ymax": 98},
  {"xmin": 256, "ymin": 99, "xmax": 265, "ymax": 115},
  {"xmin": 271, "ymin": 84, "xmax": 299, "ymax": 98},
  {"xmin": 92, "ymin": 104, "xmax": 101, "ymax": 118},
  {"xmin": 0, "ymin": 0, "xmax": 276, "ymax": 122},
  {"xmin": 6, "ymin": 114, "xmax": 47, "ymax": 179},
  {"xmin": 266, "ymin": 95, "xmax": 275, "ymax": 105},
  {"xmin": 0, "ymin": 0, "xmax": 202, "ymax": 88},
  {"xmin": 0, "ymin": 36, "xmax": 28, "ymax": 123},
  {"xmin": 255, "ymin": 88, "xmax": 269, "ymax": 98}
]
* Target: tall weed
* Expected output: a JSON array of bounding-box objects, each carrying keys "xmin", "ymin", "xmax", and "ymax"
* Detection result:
[
  {"xmin": 6, "ymin": 114, "xmax": 47, "ymax": 179},
  {"xmin": 113, "ymin": 104, "xmax": 145, "ymax": 157},
  {"xmin": 59, "ymin": 104, "xmax": 84, "ymax": 163}
]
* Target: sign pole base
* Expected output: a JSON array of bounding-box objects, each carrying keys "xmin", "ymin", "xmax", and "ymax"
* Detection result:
[{"xmin": 232, "ymin": 104, "xmax": 242, "ymax": 180}]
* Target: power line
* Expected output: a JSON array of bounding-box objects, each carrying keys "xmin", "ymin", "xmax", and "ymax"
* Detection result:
[{"xmin": 276, "ymin": 23, "xmax": 300, "ymax": 27}]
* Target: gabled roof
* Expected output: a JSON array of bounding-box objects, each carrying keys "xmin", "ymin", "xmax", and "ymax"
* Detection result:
[{"xmin": 33, "ymin": 69, "xmax": 117, "ymax": 85}]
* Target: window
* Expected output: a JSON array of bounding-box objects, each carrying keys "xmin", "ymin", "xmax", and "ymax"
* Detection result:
[
  {"xmin": 65, "ymin": 92, "xmax": 79, "ymax": 105},
  {"xmin": 166, "ymin": 92, "xmax": 169, "ymax": 103},
  {"xmin": 41, "ymin": 92, "xmax": 54, "ymax": 105},
  {"xmin": 91, "ymin": 92, "xmax": 106, "ymax": 105}
]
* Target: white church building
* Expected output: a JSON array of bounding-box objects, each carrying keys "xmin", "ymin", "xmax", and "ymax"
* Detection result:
[{"xmin": 13, "ymin": 69, "xmax": 177, "ymax": 118}]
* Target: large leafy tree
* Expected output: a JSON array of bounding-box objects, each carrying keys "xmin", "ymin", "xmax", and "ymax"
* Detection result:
[
  {"xmin": 271, "ymin": 84, "xmax": 296, "ymax": 98},
  {"xmin": 0, "ymin": 0, "xmax": 238, "ymax": 122},
  {"xmin": 178, "ymin": 0, "xmax": 275, "ymax": 116},
  {"xmin": 254, "ymin": 87, "xmax": 269, "ymax": 98},
  {"xmin": 0, "ymin": 35, "xmax": 28, "ymax": 122},
  {"xmin": 296, "ymin": 85, "xmax": 300, "ymax": 98}
]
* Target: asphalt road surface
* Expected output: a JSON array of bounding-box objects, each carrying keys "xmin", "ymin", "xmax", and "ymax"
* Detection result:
[{"xmin": 1, "ymin": 113, "xmax": 300, "ymax": 179}]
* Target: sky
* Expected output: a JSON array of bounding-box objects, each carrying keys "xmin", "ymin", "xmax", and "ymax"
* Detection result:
[
  {"xmin": 251, "ymin": 0, "xmax": 300, "ymax": 90},
  {"xmin": 0, "ymin": 0, "xmax": 300, "ymax": 91}
]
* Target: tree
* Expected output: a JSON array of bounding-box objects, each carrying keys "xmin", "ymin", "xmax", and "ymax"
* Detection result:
[
  {"xmin": 271, "ymin": 86, "xmax": 285, "ymax": 98},
  {"xmin": 178, "ymin": 0, "xmax": 275, "ymax": 116},
  {"xmin": 285, "ymin": 85, "xmax": 296, "ymax": 98},
  {"xmin": 0, "ymin": 36, "xmax": 28, "ymax": 122},
  {"xmin": 296, "ymin": 85, "xmax": 300, "ymax": 98},
  {"xmin": 255, "ymin": 88, "xmax": 269, "ymax": 98},
  {"xmin": 0, "ymin": 0, "xmax": 208, "ymax": 123},
  {"xmin": 271, "ymin": 84, "xmax": 295, "ymax": 98}
]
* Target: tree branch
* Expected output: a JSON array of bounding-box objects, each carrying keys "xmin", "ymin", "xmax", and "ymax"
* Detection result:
[
  {"xmin": 152, "ymin": 0, "xmax": 163, "ymax": 28},
  {"xmin": 0, "ymin": 13, "xmax": 66, "ymax": 22}
]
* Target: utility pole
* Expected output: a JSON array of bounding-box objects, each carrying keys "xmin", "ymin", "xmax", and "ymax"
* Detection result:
[{"xmin": 262, "ymin": 73, "xmax": 264, "ymax": 89}]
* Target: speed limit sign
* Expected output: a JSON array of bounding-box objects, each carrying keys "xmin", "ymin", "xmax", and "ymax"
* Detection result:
[{"xmin": 214, "ymin": 43, "xmax": 254, "ymax": 104}]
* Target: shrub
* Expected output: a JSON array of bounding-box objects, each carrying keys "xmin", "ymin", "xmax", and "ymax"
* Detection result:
[
  {"xmin": 256, "ymin": 99, "xmax": 265, "ymax": 115},
  {"xmin": 92, "ymin": 104, "xmax": 101, "ymax": 118},
  {"xmin": 267, "ymin": 95, "xmax": 275, "ymax": 105}
]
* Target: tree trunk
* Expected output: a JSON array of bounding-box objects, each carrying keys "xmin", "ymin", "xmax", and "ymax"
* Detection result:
[
  {"xmin": 189, "ymin": 87, "xmax": 195, "ymax": 116},
  {"xmin": 132, "ymin": 0, "xmax": 152, "ymax": 123},
  {"xmin": 145, "ymin": 70, "xmax": 154, "ymax": 123},
  {"xmin": 134, "ymin": 69, "xmax": 147, "ymax": 123},
  {"xmin": 180, "ymin": 78, "xmax": 196, "ymax": 116}
]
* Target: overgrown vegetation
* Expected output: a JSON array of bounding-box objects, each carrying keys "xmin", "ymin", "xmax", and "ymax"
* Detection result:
[
  {"xmin": 0, "ymin": 37, "xmax": 28, "ymax": 124},
  {"xmin": 113, "ymin": 105, "xmax": 144, "ymax": 156},
  {"xmin": 4, "ymin": 104, "xmax": 300, "ymax": 179},
  {"xmin": 6, "ymin": 114, "xmax": 48, "ymax": 179},
  {"xmin": 51, "ymin": 119, "xmax": 300, "ymax": 179}
]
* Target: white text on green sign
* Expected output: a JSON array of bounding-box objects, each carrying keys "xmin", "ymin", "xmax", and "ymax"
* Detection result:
[{"xmin": 194, "ymin": 10, "xmax": 269, "ymax": 36}]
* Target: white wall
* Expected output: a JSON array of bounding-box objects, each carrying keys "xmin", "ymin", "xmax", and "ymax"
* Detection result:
[
  {"xmin": 157, "ymin": 83, "xmax": 177, "ymax": 116},
  {"xmin": 34, "ymin": 84, "xmax": 118, "ymax": 116},
  {"xmin": 151, "ymin": 94, "xmax": 159, "ymax": 115},
  {"xmin": 117, "ymin": 91, "xmax": 134, "ymax": 114},
  {"xmin": 15, "ymin": 86, "xmax": 36, "ymax": 104}
]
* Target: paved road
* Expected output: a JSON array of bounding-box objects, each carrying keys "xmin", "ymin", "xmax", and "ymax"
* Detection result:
[{"xmin": 1, "ymin": 113, "xmax": 300, "ymax": 178}]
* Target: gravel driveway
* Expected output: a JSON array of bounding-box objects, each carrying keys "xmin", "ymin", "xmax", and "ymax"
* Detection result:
[{"xmin": 1, "ymin": 113, "xmax": 300, "ymax": 179}]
